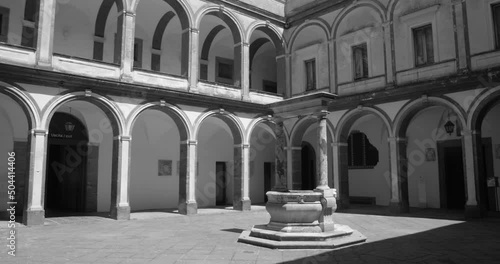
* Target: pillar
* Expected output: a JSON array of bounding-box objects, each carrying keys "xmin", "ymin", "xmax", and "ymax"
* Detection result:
[
  {"xmin": 110, "ymin": 136, "xmax": 131, "ymax": 220},
  {"xmin": 452, "ymin": 0, "xmax": 469, "ymax": 71},
  {"xmin": 118, "ymin": 11, "xmax": 135, "ymax": 82},
  {"xmin": 332, "ymin": 141, "xmax": 349, "ymax": 209},
  {"xmin": 241, "ymin": 42, "xmax": 250, "ymax": 100},
  {"xmin": 388, "ymin": 137, "xmax": 410, "ymax": 213},
  {"xmin": 462, "ymin": 129, "xmax": 481, "ymax": 218},
  {"xmin": 187, "ymin": 28, "xmax": 200, "ymax": 92},
  {"xmin": 179, "ymin": 140, "xmax": 198, "ymax": 215},
  {"xmin": 383, "ymin": 22, "xmax": 395, "ymax": 86},
  {"xmin": 36, "ymin": 0, "xmax": 56, "ymax": 69},
  {"xmin": 273, "ymin": 121, "xmax": 288, "ymax": 191},
  {"xmin": 315, "ymin": 111, "xmax": 329, "ymax": 190},
  {"xmin": 285, "ymin": 54, "xmax": 292, "ymax": 98},
  {"xmin": 290, "ymin": 147, "xmax": 301, "ymax": 189},
  {"xmin": 234, "ymin": 144, "xmax": 251, "ymax": 210},
  {"xmin": 23, "ymin": 129, "xmax": 48, "ymax": 226}
]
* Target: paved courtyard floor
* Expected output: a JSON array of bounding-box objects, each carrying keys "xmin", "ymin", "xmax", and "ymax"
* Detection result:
[{"xmin": 1, "ymin": 205, "xmax": 500, "ymax": 264}]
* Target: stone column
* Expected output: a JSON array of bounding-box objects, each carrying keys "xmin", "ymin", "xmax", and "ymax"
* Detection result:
[
  {"xmin": 36, "ymin": 0, "xmax": 56, "ymax": 69},
  {"xmin": 234, "ymin": 144, "xmax": 251, "ymax": 210},
  {"xmin": 383, "ymin": 22, "xmax": 395, "ymax": 86},
  {"xmin": 285, "ymin": 54, "xmax": 292, "ymax": 98},
  {"xmin": 451, "ymin": 0, "xmax": 469, "ymax": 71},
  {"xmin": 118, "ymin": 11, "xmax": 135, "ymax": 82},
  {"xmin": 462, "ymin": 129, "xmax": 481, "ymax": 218},
  {"xmin": 328, "ymin": 40, "xmax": 336, "ymax": 93},
  {"xmin": 388, "ymin": 137, "xmax": 410, "ymax": 213},
  {"xmin": 110, "ymin": 136, "xmax": 131, "ymax": 220},
  {"xmin": 23, "ymin": 129, "xmax": 48, "ymax": 226},
  {"xmin": 273, "ymin": 121, "xmax": 288, "ymax": 191},
  {"xmin": 290, "ymin": 147, "xmax": 302, "ymax": 189},
  {"xmin": 241, "ymin": 42, "xmax": 250, "ymax": 100},
  {"xmin": 179, "ymin": 140, "xmax": 198, "ymax": 215},
  {"xmin": 187, "ymin": 28, "xmax": 200, "ymax": 92},
  {"xmin": 315, "ymin": 111, "xmax": 329, "ymax": 190}
]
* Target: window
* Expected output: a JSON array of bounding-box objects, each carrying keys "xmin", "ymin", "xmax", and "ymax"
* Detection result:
[
  {"xmin": 413, "ymin": 24, "xmax": 434, "ymax": 66},
  {"xmin": 0, "ymin": 7, "xmax": 9, "ymax": 43},
  {"xmin": 352, "ymin": 43, "xmax": 368, "ymax": 80},
  {"xmin": 133, "ymin": 38, "xmax": 143, "ymax": 69},
  {"xmin": 21, "ymin": 0, "xmax": 39, "ymax": 48},
  {"xmin": 262, "ymin": 80, "xmax": 277, "ymax": 94},
  {"xmin": 305, "ymin": 59, "xmax": 316, "ymax": 91},
  {"xmin": 347, "ymin": 131, "xmax": 379, "ymax": 169},
  {"xmin": 493, "ymin": 3, "xmax": 500, "ymax": 49},
  {"xmin": 215, "ymin": 57, "xmax": 234, "ymax": 85}
]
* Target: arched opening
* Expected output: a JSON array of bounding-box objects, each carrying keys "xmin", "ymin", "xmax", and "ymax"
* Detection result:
[
  {"xmin": 289, "ymin": 24, "xmax": 329, "ymax": 95},
  {"xmin": 398, "ymin": 105, "xmax": 465, "ymax": 210},
  {"xmin": 248, "ymin": 27, "xmax": 284, "ymax": 95},
  {"xmin": 45, "ymin": 112, "xmax": 89, "ymax": 213},
  {"xmin": 248, "ymin": 122, "xmax": 276, "ymax": 204},
  {"xmin": 198, "ymin": 11, "xmax": 242, "ymax": 88},
  {"xmin": 0, "ymin": 0, "xmax": 39, "ymax": 47},
  {"xmin": 44, "ymin": 100, "xmax": 119, "ymax": 217},
  {"xmin": 53, "ymin": 0, "xmax": 123, "ymax": 63},
  {"xmin": 301, "ymin": 142, "xmax": 316, "ymax": 190},
  {"xmin": 135, "ymin": 0, "xmax": 189, "ymax": 75},
  {"xmin": 196, "ymin": 114, "xmax": 243, "ymax": 209},
  {"xmin": 470, "ymin": 93, "xmax": 500, "ymax": 213},
  {"xmin": 129, "ymin": 109, "xmax": 183, "ymax": 211},
  {"xmin": 0, "ymin": 92, "xmax": 31, "ymax": 219},
  {"xmin": 336, "ymin": 112, "xmax": 391, "ymax": 208}
]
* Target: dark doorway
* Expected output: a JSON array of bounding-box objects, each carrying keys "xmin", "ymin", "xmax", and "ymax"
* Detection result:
[
  {"xmin": 215, "ymin": 162, "xmax": 227, "ymax": 206},
  {"xmin": 264, "ymin": 162, "xmax": 274, "ymax": 202},
  {"xmin": 301, "ymin": 142, "xmax": 316, "ymax": 190},
  {"xmin": 438, "ymin": 140, "xmax": 466, "ymax": 210},
  {"xmin": 45, "ymin": 112, "xmax": 89, "ymax": 213}
]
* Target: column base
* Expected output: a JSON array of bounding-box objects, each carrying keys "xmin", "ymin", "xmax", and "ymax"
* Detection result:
[
  {"xmin": 23, "ymin": 209, "xmax": 45, "ymax": 226},
  {"xmin": 111, "ymin": 205, "xmax": 130, "ymax": 220},
  {"xmin": 464, "ymin": 205, "xmax": 481, "ymax": 219},
  {"xmin": 179, "ymin": 201, "xmax": 198, "ymax": 215},
  {"xmin": 389, "ymin": 201, "xmax": 409, "ymax": 214},
  {"xmin": 234, "ymin": 199, "xmax": 251, "ymax": 211}
]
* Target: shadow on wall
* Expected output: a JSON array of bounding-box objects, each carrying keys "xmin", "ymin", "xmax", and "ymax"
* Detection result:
[{"xmin": 280, "ymin": 218, "xmax": 500, "ymax": 263}]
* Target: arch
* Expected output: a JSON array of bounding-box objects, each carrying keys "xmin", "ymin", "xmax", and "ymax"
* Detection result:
[
  {"xmin": 287, "ymin": 19, "xmax": 331, "ymax": 53},
  {"xmin": 41, "ymin": 92, "xmax": 125, "ymax": 136},
  {"xmin": 152, "ymin": 12, "xmax": 177, "ymax": 50},
  {"xmin": 195, "ymin": 5, "xmax": 244, "ymax": 44},
  {"xmin": 331, "ymin": 1, "xmax": 387, "ymax": 38},
  {"xmin": 94, "ymin": 0, "xmax": 125, "ymax": 38},
  {"xmin": 467, "ymin": 86, "xmax": 500, "ymax": 130},
  {"xmin": 335, "ymin": 106, "xmax": 393, "ymax": 142},
  {"xmin": 201, "ymin": 25, "xmax": 227, "ymax": 60},
  {"xmin": 290, "ymin": 116, "xmax": 335, "ymax": 147},
  {"xmin": 0, "ymin": 83, "xmax": 41, "ymax": 129},
  {"xmin": 132, "ymin": 0, "xmax": 193, "ymax": 28},
  {"xmin": 126, "ymin": 102, "xmax": 192, "ymax": 141},
  {"xmin": 193, "ymin": 109, "xmax": 245, "ymax": 144},
  {"xmin": 246, "ymin": 21, "xmax": 285, "ymax": 55},
  {"xmin": 387, "ymin": 0, "xmax": 400, "ymax": 20},
  {"xmin": 393, "ymin": 96, "xmax": 467, "ymax": 138},
  {"xmin": 249, "ymin": 38, "xmax": 271, "ymax": 70},
  {"xmin": 244, "ymin": 116, "xmax": 280, "ymax": 145}
]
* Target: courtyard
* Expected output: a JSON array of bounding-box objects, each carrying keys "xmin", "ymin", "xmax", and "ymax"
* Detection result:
[{"xmin": 2, "ymin": 206, "xmax": 500, "ymax": 264}]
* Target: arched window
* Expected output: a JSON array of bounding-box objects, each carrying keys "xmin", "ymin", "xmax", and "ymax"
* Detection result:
[{"xmin": 347, "ymin": 131, "xmax": 378, "ymax": 169}]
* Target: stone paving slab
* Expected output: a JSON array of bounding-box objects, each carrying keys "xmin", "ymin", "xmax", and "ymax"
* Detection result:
[{"xmin": 1, "ymin": 207, "xmax": 500, "ymax": 263}]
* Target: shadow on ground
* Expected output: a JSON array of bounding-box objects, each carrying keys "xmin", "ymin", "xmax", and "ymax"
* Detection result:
[{"xmin": 280, "ymin": 218, "xmax": 500, "ymax": 264}]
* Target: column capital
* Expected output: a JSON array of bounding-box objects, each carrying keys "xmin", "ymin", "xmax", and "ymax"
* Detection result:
[
  {"xmin": 183, "ymin": 27, "xmax": 199, "ymax": 34},
  {"xmin": 31, "ymin": 129, "xmax": 48, "ymax": 136},
  {"xmin": 285, "ymin": 146, "xmax": 302, "ymax": 151},
  {"xmin": 114, "ymin": 135, "xmax": 132, "ymax": 142},
  {"xmin": 332, "ymin": 142, "xmax": 348, "ymax": 147},
  {"xmin": 315, "ymin": 110, "xmax": 329, "ymax": 119},
  {"xmin": 235, "ymin": 143, "xmax": 250, "ymax": 149},
  {"xmin": 235, "ymin": 42, "xmax": 249, "ymax": 48},
  {"xmin": 119, "ymin": 10, "xmax": 136, "ymax": 17},
  {"xmin": 388, "ymin": 137, "xmax": 408, "ymax": 143}
]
